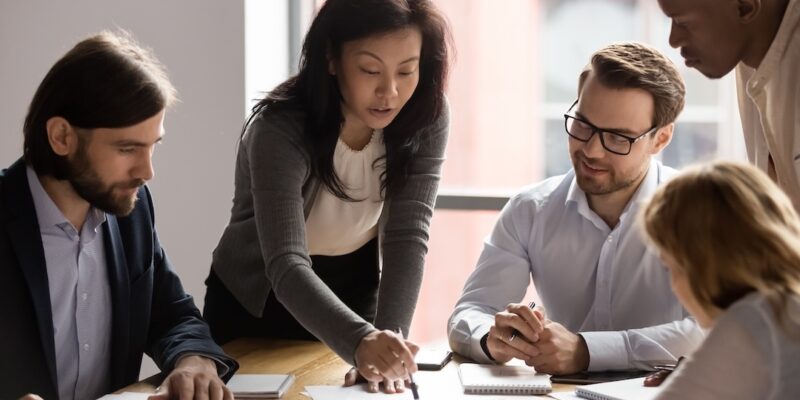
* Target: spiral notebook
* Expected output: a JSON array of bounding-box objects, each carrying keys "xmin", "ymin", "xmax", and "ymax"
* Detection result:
[
  {"xmin": 575, "ymin": 377, "xmax": 662, "ymax": 400},
  {"xmin": 457, "ymin": 363, "xmax": 552, "ymax": 395}
]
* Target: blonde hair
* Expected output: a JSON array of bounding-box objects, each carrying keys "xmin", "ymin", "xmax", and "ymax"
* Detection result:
[
  {"xmin": 578, "ymin": 42, "xmax": 685, "ymax": 128},
  {"xmin": 642, "ymin": 161, "xmax": 800, "ymax": 336}
]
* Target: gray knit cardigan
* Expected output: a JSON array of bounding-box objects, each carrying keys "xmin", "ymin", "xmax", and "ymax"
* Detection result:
[{"xmin": 210, "ymin": 103, "xmax": 449, "ymax": 364}]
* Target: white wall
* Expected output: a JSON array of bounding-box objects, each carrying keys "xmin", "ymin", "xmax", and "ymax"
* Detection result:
[{"xmin": 0, "ymin": 0, "xmax": 289, "ymax": 378}]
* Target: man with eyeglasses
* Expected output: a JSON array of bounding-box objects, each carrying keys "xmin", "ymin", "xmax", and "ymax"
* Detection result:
[{"xmin": 447, "ymin": 42, "xmax": 704, "ymax": 375}]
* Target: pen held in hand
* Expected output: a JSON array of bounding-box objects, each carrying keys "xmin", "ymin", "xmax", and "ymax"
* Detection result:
[
  {"xmin": 396, "ymin": 328, "xmax": 420, "ymax": 400},
  {"xmin": 509, "ymin": 301, "xmax": 537, "ymax": 342}
]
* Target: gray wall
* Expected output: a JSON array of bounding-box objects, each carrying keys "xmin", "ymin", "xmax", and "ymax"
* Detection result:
[{"xmin": 0, "ymin": 0, "xmax": 287, "ymax": 377}]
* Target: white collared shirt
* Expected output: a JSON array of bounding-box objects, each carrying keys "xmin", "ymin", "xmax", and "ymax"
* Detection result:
[
  {"xmin": 736, "ymin": 0, "xmax": 800, "ymax": 210},
  {"xmin": 448, "ymin": 160, "xmax": 704, "ymax": 371}
]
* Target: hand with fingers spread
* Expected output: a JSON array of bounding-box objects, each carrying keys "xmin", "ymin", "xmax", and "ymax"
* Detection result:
[
  {"xmin": 147, "ymin": 355, "xmax": 232, "ymax": 400},
  {"xmin": 524, "ymin": 320, "xmax": 590, "ymax": 375},
  {"xmin": 486, "ymin": 302, "xmax": 546, "ymax": 363},
  {"xmin": 344, "ymin": 367, "xmax": 409, "ymax": 394},
  {"xmin": 345, "ymin": 329, "xmax": 419, "ymax": 394}
]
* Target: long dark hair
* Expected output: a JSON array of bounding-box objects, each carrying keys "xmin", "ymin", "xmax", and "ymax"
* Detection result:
[
  {"xmin": 247, "ymin": 0, "xmax": 451, "ymax": 199},
  {"xmin": 23, "ymin": 30, "xmax": 176, "ymax": 179}
]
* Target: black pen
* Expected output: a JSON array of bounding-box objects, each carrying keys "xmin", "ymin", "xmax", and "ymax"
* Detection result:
[
  {"xmin": 509, "ymin": 301, "xmax": 537, "ymax": 342},
  {"xmin": 397, "ymin": 328, "xmax": 420, "ymax": 400}
]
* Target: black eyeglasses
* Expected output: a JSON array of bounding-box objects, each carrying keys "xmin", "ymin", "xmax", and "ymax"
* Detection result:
[{"xmin": 564, "ymin": 100, "xmax": 658, "ymax": 156}]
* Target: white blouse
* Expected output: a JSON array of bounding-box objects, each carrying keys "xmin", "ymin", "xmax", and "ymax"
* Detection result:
[{"xmin": 305, "ymin": 130, "xmax": 386, "ymax": 256}]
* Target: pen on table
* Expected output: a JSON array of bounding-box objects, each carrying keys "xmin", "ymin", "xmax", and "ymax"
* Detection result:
[
  {"xmin": 397, "ymin": 328, "xmax": 420, "ymax": 400},
  {"xmin": 509, "ymin": 301, "xmax": 537, "ymax": 342}
]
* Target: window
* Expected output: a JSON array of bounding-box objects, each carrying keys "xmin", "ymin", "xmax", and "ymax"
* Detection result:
[
  {"xmin": 281, "ymin": 0, "xmax": 745, "ymax": 347},
  {"xmin": 414, "ymin": 0, "xmax": 744, "ymax": 346}
]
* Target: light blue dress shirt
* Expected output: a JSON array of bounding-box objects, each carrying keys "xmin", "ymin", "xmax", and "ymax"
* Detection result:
[
  {"xmin": 27, "ymin": 167, "xmax": 112, "ymax": 400},
  {"xmin": 448, "ymin": 160, "xmax": 705, "ymax": 371}
]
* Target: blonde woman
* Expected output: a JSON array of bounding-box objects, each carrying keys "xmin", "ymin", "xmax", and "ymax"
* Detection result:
[{"xmin": 642, "ymin": 161, "xmax": 800, "ymax": 400}]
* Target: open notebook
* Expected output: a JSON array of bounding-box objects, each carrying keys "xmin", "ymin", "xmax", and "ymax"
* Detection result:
[
  {"xmin": 226, "ymin": 374, "xmax": 296, "ymax": 399},
  {"xmin": 457, "ymin": 363, "xmax": 552, "ymax": 395},
  {"xmin": 575, "ymin": 377, "xmax": 663, "ymax": 400}
]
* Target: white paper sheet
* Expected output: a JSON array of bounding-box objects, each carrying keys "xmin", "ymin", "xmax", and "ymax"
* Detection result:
[
  {"xmin": 304, "ymin": 368, "xmax": 550, "ymax": 400},
  {"xmin": 548, "ymin": 392, "xmax": 584, "ymax": 400},
  {"xmin": 97, "ymin": 392, "xmax": 152, "ymax": 400}
]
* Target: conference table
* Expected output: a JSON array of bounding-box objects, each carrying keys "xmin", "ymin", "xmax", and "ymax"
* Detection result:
[{"xmin": 123, "ymin": 338, "xmax": 577, "ymax": 399}]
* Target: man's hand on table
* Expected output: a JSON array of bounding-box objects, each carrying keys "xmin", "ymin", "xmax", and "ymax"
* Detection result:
[{"xmin": 148, "ymin": 355, "xmax": 232, "ymax": 400}]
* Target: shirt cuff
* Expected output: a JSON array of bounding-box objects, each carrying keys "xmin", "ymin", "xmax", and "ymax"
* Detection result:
[
  {"xmin": 176, "ymin": 352, "xmax": 232, "ymax": 378},
  {"xmin": 468, "ymin": 325, "xmax": 495, "ymax": 364},
  {"xmin": 580, "ymin": 331, "xmax": 629, "ymax": 371}
]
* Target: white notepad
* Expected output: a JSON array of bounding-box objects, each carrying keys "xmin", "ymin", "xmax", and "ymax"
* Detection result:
[
  {"xmin": 226, "ymin": 374, "xmax": 296, "ymax": 399},
  {"xmin": 457, "ymin": 363, "xmax": 552, "ymax": 395},
  {"xmin": 575, "ymin": 377, "xmax": 663, "ymax": 400}
]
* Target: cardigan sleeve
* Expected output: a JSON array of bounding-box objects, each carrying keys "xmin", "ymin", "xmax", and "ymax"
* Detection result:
[
  {"xmin": 372, "ymin": 101, "xmax": 451, "ymax": 336},
  {"xmin": 245, "ymin": 112, "xmax": 375, "ymax": 364}
]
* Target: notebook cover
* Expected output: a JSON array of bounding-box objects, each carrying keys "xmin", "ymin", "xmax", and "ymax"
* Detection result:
[
  {"xmin": 457, "ymin": 363, "xmax": 552, "ymax": 395},
  {"xmin": 226, "ymin": 374, "xmax": 296, "ymax": 399},
  {"xmin": 575, "ymin": 377, "xmax": 663, "ymax": 400},
  {"xmin": 551, "ymin": 369, "xmax": 650, "ymax": 385}
]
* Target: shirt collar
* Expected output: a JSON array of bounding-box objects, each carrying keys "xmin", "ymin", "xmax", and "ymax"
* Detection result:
[
  {"xmin": 26, "ymin": 166, "xmax": 107, "ymax": 233},
  {"xmin": 744, "ymin": 0, "xmax": 800, "ymax": 92},
  {"xmin": 565, "ymin": 159, "xmax": 661, "ymax": 226},
  {"xmin": 619, "ymin": 159, "xmax": 661, "ymax": 221}
]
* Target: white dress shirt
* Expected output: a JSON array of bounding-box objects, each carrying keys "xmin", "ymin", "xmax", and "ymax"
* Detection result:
[
  {"xmin": 656, "ymin": 292, "xmax": 800, "ymax": 400},
  {"xmin": 305, "ymin": 129, "xmax": 386, "ymax": 256},
  {"xmin": 27, "ymin": 167, "xmax": 112, "ymax": 400},
  {"xmin": 736, "ymin": 0, "xmax": 800, "ymax": 210},
  {"xmin": 448, "ymin": 160, "xmax": 704, "ymax": 371}
]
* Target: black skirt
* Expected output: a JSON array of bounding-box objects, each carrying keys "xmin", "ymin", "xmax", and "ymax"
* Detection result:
[{"xmin": 203, "ymin": 238, "xmax": 379, "ymax": 344}]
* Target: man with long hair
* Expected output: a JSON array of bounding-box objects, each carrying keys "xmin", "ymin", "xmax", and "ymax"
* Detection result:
[{"xmin": 0, "ymin": 31, "xmax": 237, "ymax": 400}]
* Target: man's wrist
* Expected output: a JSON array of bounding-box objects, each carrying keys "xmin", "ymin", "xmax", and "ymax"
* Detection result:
[
  {"xmin": 175, "ymin": 353, "xmax": 223, "ymax": 375},
  {"xmin": 480, "ymin": 333, "xmax": 495, "ymax": 361}
]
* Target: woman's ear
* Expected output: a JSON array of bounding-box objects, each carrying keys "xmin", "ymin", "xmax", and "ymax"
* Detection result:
[
  {"xmin": 327, "ymin": 48, "xmax": 337, "ymax": 75},
  {"xmin": 45, "ymin": 116, "xmax": 78, "ymax": 156}
]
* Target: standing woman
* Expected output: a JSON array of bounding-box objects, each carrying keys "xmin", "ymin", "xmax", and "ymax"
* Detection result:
[
  {"xmin": 204, "ymin": 0, "xmax": 452, "ymax": 393},
  {"xmin": 642, "ymin": 161, "xmax": 800, "ymax": 400}
]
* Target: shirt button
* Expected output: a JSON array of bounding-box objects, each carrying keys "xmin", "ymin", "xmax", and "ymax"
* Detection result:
[
  {"xmin": 83, "ymin": 343, "xmax": 90, "ymax": 351},
  {"xmin": 607, "ymin": 235, "xmax": 613, "ymax": 243},
  {"xmin": 81, "ymin": 293, "xmax": 88, "ymax": 302}
]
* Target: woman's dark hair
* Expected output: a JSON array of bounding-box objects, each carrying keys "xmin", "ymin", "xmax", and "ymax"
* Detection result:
[
  {"xmin": 248, "ymin": 0, "xmax": 452, "ymax": 199},
  {"xmin": 23, "ymin": 30, "xmax": 176, "ymax": 179}
]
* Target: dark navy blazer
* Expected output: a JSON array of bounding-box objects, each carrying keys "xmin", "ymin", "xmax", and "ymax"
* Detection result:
[{"xmin": 0, "ymin": 159, "xmax": 238, "ymax": 399}]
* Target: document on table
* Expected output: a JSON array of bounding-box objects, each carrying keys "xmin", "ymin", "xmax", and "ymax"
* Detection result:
[
  {"xmin": 304, "ymin": 385, "xmax": 535, "ymax": 400},
  {"xmin": 304, "ymin": 368, "xmax": 543, "ymax": 400},
  {"xmin": 97, "ymin": 392, "xmax": 152, "ymax": 400},
  {"xmin": 305, "ymin": 370, "xmax": 446, "ymax": 400}
]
